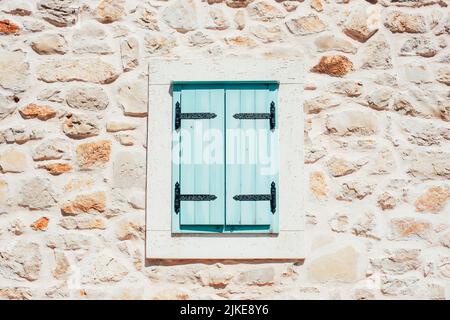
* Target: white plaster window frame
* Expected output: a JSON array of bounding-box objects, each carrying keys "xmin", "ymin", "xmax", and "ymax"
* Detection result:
[{"xmin": 146, "ymin": 58, "xmax": 305, "ymax": 261}]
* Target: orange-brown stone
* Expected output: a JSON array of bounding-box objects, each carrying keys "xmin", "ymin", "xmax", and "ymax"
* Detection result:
[
  {"xmin": 61, "ymin": 192, "xmax": 106, "ymax": 215},
  {"xmin": 76, "ymin": 140, "xmax": 111, "ymax": 170},
  {"xmin": 415, "ymin": 186, "xmax": 450, "ymax": 213},
  {"xmin": 39, "ymin": 163, "xmax": 72, "ymax": 175},
  {"xmin": 19, "ymin": 104, "xmax": 56, "ymax": 121},
  {"xmin": 310, "ymin": 55, "xmax": 353, "ymax": 77},
  {"xmin": 30, "ymin": 217, "xmax": 49, "ymax": 231},
  {"xmin": 0, "ymin": 20, "xmax": 19, "ymax": 34}
]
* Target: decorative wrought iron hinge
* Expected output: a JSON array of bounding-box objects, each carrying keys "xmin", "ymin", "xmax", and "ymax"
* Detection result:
[
  {"xmin": 233, "ymin": 182, "xmax": 276, "ymax": 213},
  {"xmin": 174, "ymin": 182, "xmax": 217, "ymax": 214},
  {"xmin": 233, "ymin": 101, "xmax": 276, "ymax": 130},
  {"xmin": 175, "ymin": 102, "xmax": 217, "ymax": 130}
]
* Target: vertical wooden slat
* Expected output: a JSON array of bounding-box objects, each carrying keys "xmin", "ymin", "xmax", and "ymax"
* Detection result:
[
  {"xmin": 225, "ymin": 85, "xmax": 241, "ymax": 225},
  {"xmin": 255, "ymin": 86, "xmax": 272, "ymax": 225},
  {"xmin": 239, "ymin": 88, "xmax": 256, "ymax": 225},
  {"xmin": 180, "ymin": 86, "xmax": 196, "ymax": 225}
]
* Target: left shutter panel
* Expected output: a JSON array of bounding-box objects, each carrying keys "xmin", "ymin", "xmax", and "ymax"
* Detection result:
[{"xmin": 172, "ymin": 84, "xmax": 225, "ymax": 233}]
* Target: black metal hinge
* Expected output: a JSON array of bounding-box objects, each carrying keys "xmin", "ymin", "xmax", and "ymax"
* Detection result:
[
  {"xmin": 174, "ymin": 182, "xmax": 217, "ymax": 214},
  {"xmin": 175, "ymin": 102, "xmax": 217, "ymax": 130},
  {"xmin": 233, "ymin": 182, "xmax": 276, "ymax": 213},
  {"xmin": 233, "ymin": 101, "xmax": 276, "ymax": 130}
]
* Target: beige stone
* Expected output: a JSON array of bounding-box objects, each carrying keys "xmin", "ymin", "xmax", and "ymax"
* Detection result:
[
  {"xmin": 0, "ymin": 149, "xmax": 27, "ymax": 173},
  {"xmin": 106, "ymin": 121, "xmax": 137, "ymax": 132},
  {"xmin": 234, "ymin": 10, "xmax": 246, "ymax": 30},
  {"xmin": 31, "ymin": 33, "xmax": 67, "ymax": 55},
  {"xmin": 311, "ymin": 0, "xmax": 323, "ymax": 12},
  {"xmin": 360, "ymin": 36, "xmax": 392, "ymax": 70},
  {"xmin": 381, "ymin": 276, "xmax": 419, "ymax": 296},
  {"xmin": 59, "ymin": 217, "xmax": 106, "ymax": 230},
  {"xmin": 61, "ymin": 192, "xmax": 106, "ymax": 215},
  {"xmin": 314, "ymin": 35, "xmax": 357, "ymax": 54},
  {"xmin": 118, "ymin": 79, "xmax": 148, "ymax": 117},
  {"xmin": 161, "ymin": 0, "xmax": 197, "ymax": 33},
  {"xmin": 116, "ymin": 134, "xmax": 134, "ymax": 146},
  {"xmin": 371, "ymin": 249, "xmax": 421, "ymax": 275},
  {"xmin": 283, "ymin": 1, "xmax": 300, "ymax": 12},
  {"xmin": 136, "ymin": 7, "xmax": 159, "ymax": 31},
  {"xmin": 53, "ymin": 251, "xmax": 69, "ymax": 279},
  {"xmin": 0, "ymin": 180, "xmax": 7, "ymax": 206},
  {"xmin": 0, "ymin": 287, "xmax": 32, "ymax": 300},
  {"xmin": 0, "ymin": 94, "xmax": 16, "ymax": 120},
  {"xmin": 304, "ymin": 96, "xmax": 340, "ymax": 114},
  {"xmin": 250, "ymin": 25, "xmax": 282, "ymax": 43},
  {"xmin": 336, "ymin": 182, "xmax": 373, "ymax": 201},
  {"xmin": 329, "ymin": 213, "xmax": 349, "ymax": 233},
  {"xmin": 19, "ymin": 177, "xmax": 57, "ymax": 210},
  {"xmin": 377, "ymin": 192, "xmax": 396, "ymax": 210},
  {"xmin": 120, "ymin": 37, "xmax": 139, "ymax": 72},
  {"xmin": 96, "ymin": 0, "xmax": 125, "ymax": 23},
  {"xmin": 400, "ymin": 37, "xmax": 438, "ymax": 57},
  {"xmin": 196, "ymin": 266, "xmax": 233, "ymax": 289},
  {"xmin": 326, "ymin": 110, "xmax": 378, "ymax": 136},
  {"xmin": 237, "ymin": 267, "xmax": 275, "ymax": 286},
  {"xmin": 116, "ymin": 218, "xmax": 145, "ymax": 240},
  {"xmin": 113, "ymin": 152, "xmax": 146, "ymax": 189},
  {"xmin": 66, "ymin": 86, "xmax": 109, "ymax": 111},
  {"xmin": 343, "ymin": 9, "xmax": 378, "ymax": 42},
  {"xmin": 225, "ymin": 36, "xmax": 257, "ymax": 47},
  {"xmin": 188, "ymin": 31, "xmax": 214, "ymax": 47},
  {"xmin": 38, "ymin": 0, "xmax": 79, "ymax": 27},
  {"xmin": 402, "ymin": 64, "xmax": 433, "ymax": 84},
  {"xmin": 226, "ymin": 0, "xmax": 254, "ymax": 8},
  {"xmin": 0, "ymin": 241, "xmax": 41, "ymax": 281},
  {"xmin": 46, "ymin": 233, "xmax": 93, "ymax": 251},
  {"xmin": 0, "ymin": 50, "xmax": 29, "ymax": 93},
  {"xmin": 363, "ymin": 88, "xmax": 393, "ymax": 111},
  {"xmin": 406, "ymin": 150, "xmax": 450, "ymax": 180},
  {"xmin": 436, "ymin": 67, "xmax": 450, "ymax": 86},
  {"xmin": 310, "ymin": 171, "xmax": 327, "ymax": 198},
  {"xmin": 144, "ymin": 35, "xmax": 177, "ymax": 55},
  {"xmin": 286, "ymin": 14, "xmax": 327, "ymax": 35},
  {"xmin": 327, "ymin": 157, "xmax": 366, "ymax": 177},
  {"xmin": 81, "ymin": 254, "xmax": 128, "ymax": 284},
  {"xmin": 329, "ymin": 80, "xmax": 363, "ymax": 97},
  {"xmin": 37, "ymin": 59, "xmax": 119, "ymax": 84},
  {"xmin": 207, "ymin": 7, "xmax": 230, "ymax": 30},
  {"xmin": 32, "ymin": 139, "xmax": 71, "ymax": 161},
  {"xmin": 247, "ymin": 1, "xmax": 285, "ymax": 22},
  {"xmin": 385, "ymin": 11, "xmax": 427, "ymax": 33},
  {"xmin": 63, "ymin": 114, "xmax": 100, "ymax": 139},
  {"xmin": 308, "ymin": 246, "xmax": 361, "ymax": 283}
]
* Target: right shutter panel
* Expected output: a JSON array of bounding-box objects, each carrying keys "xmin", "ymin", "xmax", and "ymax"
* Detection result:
[{"xmin": 225, "ymin": 83, "xmax": 279, "ymax": 232}]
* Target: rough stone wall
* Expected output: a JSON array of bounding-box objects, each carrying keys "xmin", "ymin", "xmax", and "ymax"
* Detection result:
[{"xmin": 0, "ymin": 0, "xmax": 449, "ymax": 300}]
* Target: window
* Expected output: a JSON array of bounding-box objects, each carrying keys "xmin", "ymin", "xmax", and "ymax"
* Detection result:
[{"xmin": 172, "ymin": 82, "xmax": 279, "ymax": 234}]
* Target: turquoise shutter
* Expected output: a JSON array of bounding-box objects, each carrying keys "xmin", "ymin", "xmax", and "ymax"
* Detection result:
[
  {"xmin": 225, "ymin": 84, "xmax": 279, "ymax": 233},
  {"xmin": 172, "ymin": 84, "xmax": 225, "ymax": 232}
]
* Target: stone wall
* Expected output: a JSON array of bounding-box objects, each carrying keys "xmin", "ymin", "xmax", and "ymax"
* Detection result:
[{"xmin": 0, "ymin": 0, "xmax": 449, "ymax": 300}]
